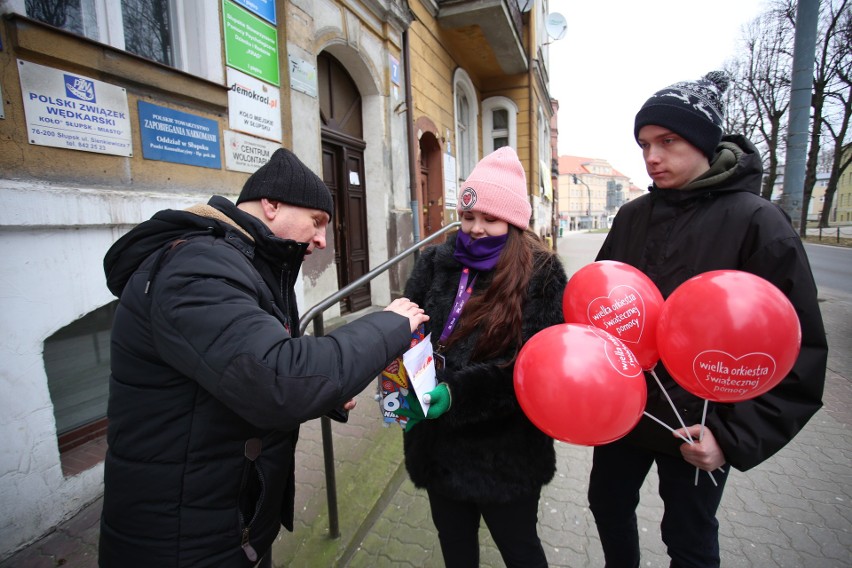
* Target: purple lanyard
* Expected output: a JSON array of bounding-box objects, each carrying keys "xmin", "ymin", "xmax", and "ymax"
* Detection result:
[{"xmin": 438, "ymin": 267, "xmax": 477, "ymax": 346}]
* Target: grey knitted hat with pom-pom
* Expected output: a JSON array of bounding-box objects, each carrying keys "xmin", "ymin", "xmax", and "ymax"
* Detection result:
[{"xmin": 634, "ymin": 71, "xmax": 730, "ymax": 159}]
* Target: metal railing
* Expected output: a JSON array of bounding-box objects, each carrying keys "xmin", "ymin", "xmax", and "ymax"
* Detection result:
[{"xmin": 297, "ymin": 222, "xmax": 460, "ymax": 538}]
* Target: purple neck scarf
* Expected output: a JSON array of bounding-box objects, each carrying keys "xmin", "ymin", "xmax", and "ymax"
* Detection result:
[{"xmin": 453, "ymin": 231, "xmax": 508, "ymax": 271}]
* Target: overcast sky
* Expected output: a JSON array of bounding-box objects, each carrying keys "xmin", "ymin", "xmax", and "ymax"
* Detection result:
[{"xmin": 547, "ymin": 0, "xmax": 768, "ymax": 187}]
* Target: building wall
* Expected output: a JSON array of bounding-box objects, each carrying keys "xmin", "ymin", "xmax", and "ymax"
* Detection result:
[
  {"xmin": 0, "ymin": 1, "xmax": 409, "ymax": 557},
  {"xmin": 835, "ymin": 146, "xmax": 852, "ymax": 224},
  {"xmin": 408, "ymin": 0, "xmax": 457, "ymax": 143},
  {"xmin": 408, "ymin": 0, "xmax": 549, "ymax": 231}
]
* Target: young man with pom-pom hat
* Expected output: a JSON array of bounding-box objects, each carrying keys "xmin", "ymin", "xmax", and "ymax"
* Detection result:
[{"xmin": 589, "ymin": 72, "xmax": 827, "ymax": 567}]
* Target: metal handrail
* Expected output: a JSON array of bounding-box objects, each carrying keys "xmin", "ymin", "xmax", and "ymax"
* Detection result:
[{"xmin": 297, "ymin": 221, "xmax": 460, "ymax": 538}]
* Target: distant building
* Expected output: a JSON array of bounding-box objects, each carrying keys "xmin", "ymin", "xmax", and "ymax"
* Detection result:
[
  {"xmin": 834, "ymin": 145, "xmax": 852, "ymax": 224},
  {"xmin": 772, "ymin": 172, "xmax": 831, "ymax": 224},
  {"xmin": 556, "ymin": 156, "xmax": 639, "ymax": 231}
]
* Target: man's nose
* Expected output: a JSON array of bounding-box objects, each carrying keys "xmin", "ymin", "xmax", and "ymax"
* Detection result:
[
  {"xmin": 314, "ymin": 229, "xmax": 327, "ymax": 250},
  {"xmin": 645, "ymin": 145, "xmax": 661, "ymax": 163}
]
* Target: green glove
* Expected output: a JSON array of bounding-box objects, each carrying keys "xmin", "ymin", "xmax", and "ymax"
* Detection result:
[
  {"xmin": 423, "ymin": 383, "xmax": 452, "ymax": 419},
  {"xmin": 393, "ymin": 391, "xmax": 425, "ymax": 432},
  {"xmin": 392, "ymin": 385, "xmax": 452, "ymax": 431}
]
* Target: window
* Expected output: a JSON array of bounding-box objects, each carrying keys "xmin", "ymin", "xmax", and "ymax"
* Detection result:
[
  {"xmin": 482, "ymin": 96, "xmax": 518, "ymax": 155},
  {"xmin": 454, "ymin": 68, "xmax": 479, "ymax": 184},
  {"xmin": 121, "ymin": 0, "xmax": 174, "ymax": 65},
  {"xmin": 492, "ymin": 109, "xmax": 509, "ymax": 149},
  {"xmin": 44, "ymin": 301, "xmax": 117, "ymax": 461},
  {"xmin": 22, "ymin": 0, "xmax": 222, "ymax": 82},
  {"xmin": 457, "ymin": 92, "xmax": 471, "ymax": 182},
  {"xmin": 25, "ymin": 0, "xmax": 99, "ymax": 38}
]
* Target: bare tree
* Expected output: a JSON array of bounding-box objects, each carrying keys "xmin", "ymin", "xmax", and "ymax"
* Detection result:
[
  {"xmin": 725, "ymin": 6, "xmax": 794, "ymax": 200},
  {"xmin": 817, "ymin": 0, "xmax": 852, "ymax": 227},
  {"xmin": 792, "ymin": 0, "xmax": 851, "ymax": 231}
]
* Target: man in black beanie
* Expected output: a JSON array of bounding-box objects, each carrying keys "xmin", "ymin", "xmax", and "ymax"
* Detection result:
[
  {"xmin": 588, "ymin": 72, "xmax": 827, "ymax": 567},
  {"xmin": 99, "ymin": 147, "xmax": 429, "ymax": 567}
]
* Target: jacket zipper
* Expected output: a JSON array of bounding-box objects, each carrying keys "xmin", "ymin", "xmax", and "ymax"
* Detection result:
[{"xmin": 239, "ymin": 438, "xmax": 265, "ymax": 562}]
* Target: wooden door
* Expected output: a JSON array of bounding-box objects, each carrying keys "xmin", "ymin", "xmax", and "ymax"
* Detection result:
[
  {"xmin": 322, "ymin": 138, "xmax": 371, "ymax": 313},
  {"xmin": 419, "ymin": 131, "xmax": 445, "ymax": 239}
]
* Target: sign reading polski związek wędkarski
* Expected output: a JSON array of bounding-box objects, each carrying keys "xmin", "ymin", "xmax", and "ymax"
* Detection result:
[{"xmin": 18, "ymin": 59, "xmax": 132, "ymax": 157}]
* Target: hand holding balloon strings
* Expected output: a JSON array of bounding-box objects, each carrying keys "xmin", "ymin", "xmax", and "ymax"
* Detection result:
[
  {"xmin": 641, "ymin": 371, "xmax": 720, "ymax": 486},
  {"xmin": 657, "ymin": 270, "xmax": 802, "ymax": 486}
]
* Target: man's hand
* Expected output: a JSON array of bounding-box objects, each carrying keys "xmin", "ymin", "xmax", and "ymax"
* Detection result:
[
  {"xmin": 674, "ymin": 425, "xmax": 726, "ymax": 471},
  {"xmin": 384, "ymin": 297, "xmax": 429, "ymax": 332}
]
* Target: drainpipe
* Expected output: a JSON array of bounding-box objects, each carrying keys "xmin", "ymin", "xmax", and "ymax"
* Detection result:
[
  {"xmin": 403, "ymin": 28, "xmax": 421, "ymax": 245},
  {"xmin": 527, "ymin": 22, "xmax": 536, "ymax": 232}
]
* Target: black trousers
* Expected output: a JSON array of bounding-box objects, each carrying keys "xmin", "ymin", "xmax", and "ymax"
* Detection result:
[
  {"xmin": 427, "ymin": 488, "xmax": 548, "ymax": 568},
  {"xmin": 588, "ymin": 438, "xmax": 730, "ymax": 568}
]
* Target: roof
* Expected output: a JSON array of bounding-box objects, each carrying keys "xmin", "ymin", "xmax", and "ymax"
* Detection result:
[{"xmin": 557, "ymin": 155, "xmax": 628, "ymax": 178}]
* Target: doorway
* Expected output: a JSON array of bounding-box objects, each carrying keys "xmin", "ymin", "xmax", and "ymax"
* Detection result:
[
  {"xmin": 318, "ymin": 52, "xmax": 371, "ymax": 314},
  {"xmin": 418, "ymin": 130, "xmax": 445, "ymax": 239}
]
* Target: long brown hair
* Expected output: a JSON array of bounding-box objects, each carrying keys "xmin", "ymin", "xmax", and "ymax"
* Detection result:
[{"xmin": 444, "ymin": 227, "xmax": 555, "ymax": 362}]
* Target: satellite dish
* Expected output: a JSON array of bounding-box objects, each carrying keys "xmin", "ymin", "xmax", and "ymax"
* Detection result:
[{"xmin": 545, "ymin": 12, "xmax": 568, "ymax": 41}]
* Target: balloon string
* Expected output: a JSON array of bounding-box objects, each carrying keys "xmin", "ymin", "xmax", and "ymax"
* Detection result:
[
  {"xmin": 649, "ymin": 367, "xmax": 694, "ymax": 443},
  {"xmin": 643, "ymin": 411, "xmax": 691, "ymax": 444},
  {"xmin": 645, "ymin": 368, "xmax": 720, "ymax": 487},
  {"xmin": 695, "ymin": 400, "xmax": 708, "ymax": 485},
  {"xmin": 692, "ymin": 400, "xmax": 721, "ymax": 487}
]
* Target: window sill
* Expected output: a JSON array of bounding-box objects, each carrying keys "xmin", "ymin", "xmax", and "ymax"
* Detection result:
[{"xmin": 5, "ymin": 14, "xmax": 228, "ymax": 111}]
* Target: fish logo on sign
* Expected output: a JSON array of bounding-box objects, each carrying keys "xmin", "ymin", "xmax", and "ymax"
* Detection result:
[{"xmin": 65, "ymin": 74, "xmax": 96, "ymax": 103}]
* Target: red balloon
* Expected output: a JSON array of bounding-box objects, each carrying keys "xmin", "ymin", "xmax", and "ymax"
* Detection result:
[
  {"xmin": 563, "ymin": 261, "xmax": 664, "ymax": 370},
  {"xmin": 514, "ymin": 323, "xmax": 647, "ymax": 446},
  {"xmin": 657, "ymin": 270, "xmax": 801, "ymax": 403}
]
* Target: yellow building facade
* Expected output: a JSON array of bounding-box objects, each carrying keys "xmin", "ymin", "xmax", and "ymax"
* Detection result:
[
  {"xmin": 0, "ymin": 0, "xmax": 412, "ymax": 556},
  {"xmin": 406, "ymin": 0, "xmax": 557, "ymax": 239},
  {"xmin": 0, "ymin": 0, "xmax": 557, "ymax": 557}
]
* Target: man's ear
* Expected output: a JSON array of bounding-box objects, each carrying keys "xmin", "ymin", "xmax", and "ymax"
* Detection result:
[{"xmin": 260, "ymin": 198, "xmax": 279, "ymax": 221}]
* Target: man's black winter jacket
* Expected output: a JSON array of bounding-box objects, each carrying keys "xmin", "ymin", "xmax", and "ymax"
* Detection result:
[{"xmin": 99, "ymin": 196, "xmax": 410, "ymax": 567}]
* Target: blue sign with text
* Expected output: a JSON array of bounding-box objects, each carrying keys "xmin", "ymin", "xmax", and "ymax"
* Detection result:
[
  {"xmin": 231, "ymin": 0, "xmax": 276, "ymax": 25},
  {"xmin": 138, "ymin": 101, "xmax": 221, "ymax": 169}
]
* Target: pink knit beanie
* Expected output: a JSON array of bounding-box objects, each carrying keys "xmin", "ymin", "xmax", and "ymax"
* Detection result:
[{"xmin": 457, "ymin": 147, "xmax": 531, "ymax": 230}]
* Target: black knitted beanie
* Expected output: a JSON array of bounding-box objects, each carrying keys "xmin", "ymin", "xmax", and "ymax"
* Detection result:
[
  {"xmin": 634, "ymin": 71, "xmax": 730, "ymax": 159},
  {"xmin": 236, "ymin": 148, "xmax": 334, "ymax": 218}
]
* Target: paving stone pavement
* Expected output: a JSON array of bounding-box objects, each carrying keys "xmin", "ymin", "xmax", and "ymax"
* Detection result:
[
  {"xmin": 346, "ymin": 368, "xmax": 851, "ymax": 568},
  {"xmin": 2, "ymin": 234, "xmax": 849, "ymax": 567}
]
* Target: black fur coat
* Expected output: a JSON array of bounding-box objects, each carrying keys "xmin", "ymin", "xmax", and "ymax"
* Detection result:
[{"xmin": 402, "ymin": 233, "xmax": 567, "ymax": 503}]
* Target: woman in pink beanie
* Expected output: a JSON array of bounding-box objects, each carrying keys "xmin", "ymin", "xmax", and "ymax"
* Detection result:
[{"xmin": 395, "ymin": 147, "xmax": 567, "ymax": 567}]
